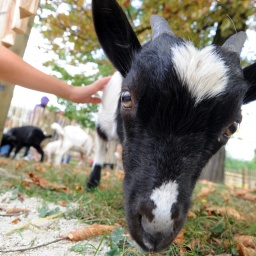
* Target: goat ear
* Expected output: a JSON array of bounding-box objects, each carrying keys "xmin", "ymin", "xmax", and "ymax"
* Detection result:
[
  {"xmin": 92, "ymin": 0, "xmax": 141, "ymax": 76},
  {"xmin": 222, "ymin": 31, "xmax": 247, "ymax": 56},
  {"xmin": 243, "ymin": 63, "xmax": 256, "ymax": 104}
]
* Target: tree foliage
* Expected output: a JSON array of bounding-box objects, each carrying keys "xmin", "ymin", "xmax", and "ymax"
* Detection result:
[{"xmin": 37, "ymin": 0, "xmax": 256, "ymax": 127}]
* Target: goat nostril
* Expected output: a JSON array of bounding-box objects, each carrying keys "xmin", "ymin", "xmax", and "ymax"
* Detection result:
[{"xmin": 138, "ymin": 201, "xmax": 155, "ymax": 222}]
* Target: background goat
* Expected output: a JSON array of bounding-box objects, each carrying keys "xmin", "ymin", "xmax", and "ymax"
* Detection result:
[
  {"xmin": 88, "ymin": 0, "xmax": 256, "ymax": 252},
  {"xmin": 51, "ymin": 122, "xmax": 92, "ymax": 166},
  {"xmin": 0, "ymin": 126, "xmax": 52, "ymax": 162},
  {"xmin": 43, "ymin": 140, "xmax": 61, "ymax": 162}
]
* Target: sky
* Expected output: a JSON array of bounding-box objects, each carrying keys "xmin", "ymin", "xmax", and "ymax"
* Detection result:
[{"xmin": 10, "ymin": 25, "xmax": 256, "ymax": 161}]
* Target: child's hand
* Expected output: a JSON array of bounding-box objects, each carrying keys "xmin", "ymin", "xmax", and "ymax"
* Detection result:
[{"xmin": 69, "ymin": 76, "xmax": 111, "ymax": 103}]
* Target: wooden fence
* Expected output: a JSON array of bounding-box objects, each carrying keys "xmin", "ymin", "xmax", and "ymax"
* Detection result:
[
  {"xmin": 4, "ymin": 105, "xmax": 119, "ymax": 165},
  {"xmin": 225, "ymin": 169, "xmax": 256, "ymax": 189}
]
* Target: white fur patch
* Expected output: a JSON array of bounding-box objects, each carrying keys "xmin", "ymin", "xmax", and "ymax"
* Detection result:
[
  {"xmin": 172, "ymin": 43, "xmax": 229, "ymax": 103},
  {"xmin": 97, "ymin": 71, "xmax": 122, "ymax": 140},
  {"xmin": 142, "ymin": 180, "xmax": 179, "ymax": 234}
]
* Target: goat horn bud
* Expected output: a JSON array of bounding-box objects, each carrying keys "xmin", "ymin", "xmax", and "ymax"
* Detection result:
[
  {"xmin": 150, "ymin": 15, "xmax": 175, "ymax": 40},
  {"xmin": 222, "ymin": 31, "xmax": 247, "ymax": 55}
]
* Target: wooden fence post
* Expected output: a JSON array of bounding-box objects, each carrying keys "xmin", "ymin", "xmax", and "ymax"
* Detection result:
[
  {"xmin": 242, "ymin": 168, "xmax": 246, "ymax": 188},
  {"xmin": 0, "ymin": 0, "xmax": 39, "ymax": 141}
]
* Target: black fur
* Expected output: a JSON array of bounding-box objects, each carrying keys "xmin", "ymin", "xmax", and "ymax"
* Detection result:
[
  {"xmin": 1, "ymin": 126, "xmax": 52, "ymax": 162},
  {"xmin": 91, "ymin": 0, "xmax": 256, "ymax": 252},
  {"xmin": 96, "ymin": 125, "xmax": 108, "ymax": 141},
  {"xmin": 87, "ymin": 164, "xmax": 102, "ymax": 189}
]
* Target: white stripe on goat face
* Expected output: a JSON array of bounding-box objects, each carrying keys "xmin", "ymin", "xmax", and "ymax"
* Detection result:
[
  {"xmin": 172, "ymin": 43, "xmax": 229, "ymax": 103},
  {"xmin": 142, "ymin": 181, "xmax": 178, "ymax": 234}
]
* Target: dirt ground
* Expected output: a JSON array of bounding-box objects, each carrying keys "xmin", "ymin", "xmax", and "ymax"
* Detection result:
[{"xmin": 0, "ymin": 191, "xmax": 110, "ymax": 256}]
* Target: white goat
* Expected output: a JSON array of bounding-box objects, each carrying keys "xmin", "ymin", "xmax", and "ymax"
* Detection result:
[
  {"xmin": 43, "ymin": 140, "xmax": 61, "ymax": 162},
  {"xmin": 51, "ymin": 123, "xmax": 93, "ymax": 166}
]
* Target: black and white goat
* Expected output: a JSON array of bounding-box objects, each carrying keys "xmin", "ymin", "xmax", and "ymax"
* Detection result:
[{"xmin": 87, "ymin": 0, "xmax": 256, "ymax": 252}]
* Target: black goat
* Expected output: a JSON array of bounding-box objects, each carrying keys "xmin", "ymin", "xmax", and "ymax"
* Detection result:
[
  {"xmin": 87, "ymin": 0, "xmax": 256, "ymax": 252},
  {"xmin": 1, "ymin": 126, "xmax": 52, "ymax": 162}
]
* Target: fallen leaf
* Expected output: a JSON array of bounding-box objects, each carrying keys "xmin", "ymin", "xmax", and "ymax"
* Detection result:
[
  {"xmin": 234, "ymin": 235, "xmax": 256, "ymax": 256},
  {"xmin": 215, "ymin": 254, "xmax": 232, "ymax": 256},
  {"xmin": 75, "ymin": 184, "xmax": 83, "ymax": 192},
  {"xmin": 99, "ymin": 184, "xmax": 111, "ymax": 190},
  {"xmin": 188, "ymin": 238, "xmax": 203, "ymax": 250},
  {"xmin": 17, "ymin": 193, "xmax": 24, "ymax": 202},
  {"xmin": 174, "ymin": 229, "xmax": 185, "ymax": 244},
  {"xmin": 11, "ymin": 218, "xmax": 21, "ymax": 224},
  {"xmin": 34, "ymin": 163, "xmax": 47, "ymax": 173},
  {"xmin": 27, "ymin": 172, "xmax": 71, "ymax": 193},
  {"xmin": 237, "ymin": 242, "xmax": 256, "ymax": 256},
  {"xmin": 0, "ymin": 158, "xmax": 8, "ymax": 165},
  {"xmin": 60, "ymin": 224, "xmax": 116, "ymax": 241},
  {"xmin": 234, "ymin": 235, "xmax": 256, "ymax": 249},
  {"xmin": 187, "ymin": 211, "xmax": 196, "ymax": 218},
  {"xmin": 43, "ymin": 162, "xmax": 52, "ymax": 167},
  {"xmin": 242, "ymin": 194, "xmax": 256, "ymax": 202},
  {"xmin": 21, "ymin": 179, "xmax": 33, "ymax": 189},
  {"xmin": 206, "ymin": 206, "xmax": 241, "ymax": 220},
  {"xmin": 58, "ymin": 201, "xmax": 67, "ymax": 207},
  {"xmin": 2, "ymin": 181, "xmax": 12, "ymax": 187},
  {"xmin": 196, "ymin": 187, "xmax": 215, "ymax": 198},
  {"xmin": 199, "ymin": 179, "xmax": 217, "ymax": 187},
  {"xmin": 116, "ymin": 171, "xmax": 125, "ymax": 180},
  {"xmin": 234, "ymin": 189, "xmax": 248, "ymax": 197},
  {"xmin": 179, "ymin": 246, "xmax": 187, "ymax": 256},
  {"xmin": 102, "ymin": 170, "xmax": 111, "ymax": 180},
  {"xmin": 15, "ymin": 161, "xmax": 25, "ymax": 169},
  {"xmin": 6, "ymin": 208, "xmax": 30, "ymax": 214}
]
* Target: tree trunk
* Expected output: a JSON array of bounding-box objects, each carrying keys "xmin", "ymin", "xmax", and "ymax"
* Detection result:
[
  {"xmin": 200, "ymin": 146, "xmax": 225, "ymax": 183},
  {"xmin": 0, "ymin": 1, "xmax": 37, "ymax": 141}
]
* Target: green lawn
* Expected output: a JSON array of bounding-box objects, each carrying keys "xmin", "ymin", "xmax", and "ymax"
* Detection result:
[{"xmin": 0, "ymin": 158, "xmax": 255, "ymax": 255}]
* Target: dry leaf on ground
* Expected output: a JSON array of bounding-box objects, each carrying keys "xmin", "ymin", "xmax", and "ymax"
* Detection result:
[
  {"xmin": 74, "ymin": 184, "xmax": 83, "ymax": 192},
  {"xmin": 11, "ymin": 218, "xmax": 21, "ymax": 224},
  {"xmin": 34, "ymin": 163, "xmax": 47, "ymax": 173},
  {"xmin": 58, "ymin": 201, "xmax": 67, "ymax": 207},
  {"xmin": 116, "ymin": 171, "xmax": 125, "ymax": 180},
  {"xmin": 242, "ymin": 193, "xmax": 256, "ymax": 202},
  {"xmin": 174, "ymin": 229, "xmax": 185, "ymax": 244},
  {"xmin": 15, "ymin": 161, "xmax": 25, "ymax": 169},
  {"xmin": 205, "ymin": 206, "xmax": 241, "ymax": 220},
  {"xmin": 234, "ymin": 235, "xmax": 256, "ymax": 256},
  {"xmin": 0, "ymin": 158, "xmax": 8, "ymax": 165},
  {"xmin": 188, "ymin": 238, "xmax": 203, "ymax": 250},
  {"xmin": 196, "ymin": 187, "xmax": 215, "ymax": 198},
  {"xmin": 43, "ymin": 162, "xmax": 52, "ymax": 167},
  {"xmin": 199, "ymin": 179, "xmax": 217, "ymax": 187},
  {"xmin": 6, "ymin": 208, "xmax": 30, "ymax": 214},
  {"xmin": 187, "ymin": 211, "xmax": 196, "ymax": 218},
  {"xmin": 60, "ymin": 224, "xmax": 116, "ymax": 241},
  {"xmin": 102, "ymin": 171, "xmax": 111, "ymax": 180},
  {"xmin": 26, "ymin": 172, "xmax": 72, "ymax": 193},
  {"xmin": 234, "ymin": 189, "xmax": 256, "ymax": 202},
  {"xmin": 17, "ymin": 193, "xmax": 25, "ymax": 202},
  {"xmin": 234, "ymin": 189, "xmax": 248, "ymax": 197}
]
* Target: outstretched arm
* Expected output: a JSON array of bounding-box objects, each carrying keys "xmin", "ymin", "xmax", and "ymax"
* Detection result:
[{"xmin": 0, "ymin": 45, "xmax": 111, "ymax": 103}]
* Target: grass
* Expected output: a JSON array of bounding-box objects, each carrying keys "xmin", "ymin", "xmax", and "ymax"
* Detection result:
[{"xmin": 0, "ymin": 157, "xmax": 256, "ymax": 255}]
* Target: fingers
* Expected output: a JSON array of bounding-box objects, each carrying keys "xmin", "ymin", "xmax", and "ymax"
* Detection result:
[
  {"xmin": 93, "ymin": 76, "xmax": 111, "ymax": 91},
  {"xmin": 87, "ymin": 97, "xmax": 102, "ymax": 104}
]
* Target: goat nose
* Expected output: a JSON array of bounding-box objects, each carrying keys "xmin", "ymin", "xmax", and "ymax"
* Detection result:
[
  {"xmin": 141, "ymin": 217, "xmax": 173, "ymax": 252},
  {"xmin": 142, "ymin": 229, "xmax": 161, "ymax": 251}
]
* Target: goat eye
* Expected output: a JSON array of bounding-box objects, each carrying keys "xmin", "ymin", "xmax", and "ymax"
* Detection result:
[
  {"xmin": 121, "ymin": 91, "xmax": 132, "ymax": 108},
  {"xmin": 224, "ymin": 121, "xmax": 238, "ymax": 138}
]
